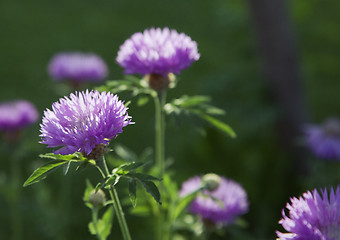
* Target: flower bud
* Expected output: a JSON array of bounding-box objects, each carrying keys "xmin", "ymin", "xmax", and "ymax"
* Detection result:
[
  {"xmin": 202, "ymin": 173, "xmax": 221, "ymax": 192},
  {"xmin": 86, "ymin": 144, "xmax": 106, "ymax": 160},
  {"xmin": 89, "ymin": 189, "xmax": 106, "ymax": 208},
  {"xmin": 145, "ymin": 73, "xmax": 173, "ymax": 92}
]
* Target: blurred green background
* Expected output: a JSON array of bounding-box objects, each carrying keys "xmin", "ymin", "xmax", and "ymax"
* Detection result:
[{"xmin": 1, "ymin": 0, "xmax": 340, "ymax": 239}]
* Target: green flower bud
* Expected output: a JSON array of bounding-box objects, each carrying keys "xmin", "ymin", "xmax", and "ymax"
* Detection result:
[
  {"xmin": 202, "ymin": 173, "xmax": 221, "ymax": 192},
  {"xmin": 89, "ymin": 189, "xmax": 106, "ymax": 208}
]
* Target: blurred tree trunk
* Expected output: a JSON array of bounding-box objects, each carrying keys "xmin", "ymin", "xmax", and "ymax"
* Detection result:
[{"xmin": 247, "ymin": 0, "xmax": 308, "ymax": 172}]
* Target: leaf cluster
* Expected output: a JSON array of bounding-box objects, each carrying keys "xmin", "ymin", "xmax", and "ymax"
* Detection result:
[{"xmin": 23, "ymin": 152, "xmax": 95, "ymax": 187}]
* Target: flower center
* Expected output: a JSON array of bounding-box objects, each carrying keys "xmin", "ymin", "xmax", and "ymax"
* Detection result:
[{"xmin": 86, "ymin": 144, "xmax": 106, "ymax": 160}]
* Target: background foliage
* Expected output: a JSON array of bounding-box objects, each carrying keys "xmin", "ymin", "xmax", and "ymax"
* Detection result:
[{"xmin": 1, "ymin": 0, "xmax": 340, "ymax": 239}]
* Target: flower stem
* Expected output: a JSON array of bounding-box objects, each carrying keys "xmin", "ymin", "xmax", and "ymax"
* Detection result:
[
  {"xmin": 153, "ymin": 91, "xmax": 167, "ymax": 240},
  {"xmin": 96, "ymin": 156, "xmax": 132, "ymax": 240},
  {"xmin": 91, "ymin": 207, "xmax": 101, "ymax": 240},
  {"xmin": 153, "ymin": 91, "xmax": 166, "ymax": 176}
]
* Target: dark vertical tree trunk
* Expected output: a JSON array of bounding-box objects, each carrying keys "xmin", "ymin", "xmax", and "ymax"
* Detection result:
[{"xmin": 247, "ymin": 0, "xmax": 308, "ymax": 172}]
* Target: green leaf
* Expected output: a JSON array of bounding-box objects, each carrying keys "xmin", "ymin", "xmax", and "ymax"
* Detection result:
[
  {"xmin": 99, "ymin": 207, "xmax": 114, "ymax": 240},
  {"xmin": 63, "ymin": 161, "xmax": 72, "ymax": 175},
  {"xmin": 128, "ymin": 172, "xmax": 161, "ymax": 182},
  {"xmin": 128, "ymin": 179, "xmax": 137, "ymax": 207},
  {"xmin": 173, "ymin": 95, "xmax": 211, "ymax": 108},
  {"xmin": 83, "ymin": 179, "xmax": 94, "ymax": 208},
  {"xmin": 173, "ymin": 188, "xmax": 202, "ymax": 220},
  {"xmin": 197, "ymin": 113, "xmax": 236, "ymax": 138},
  {"xmin": 138, "ymin": 180, "xmax": 161, "ymax": 205},
  {"xmin": 95, "ymin": 182, "xmax": 104, "ymax": 193},
  {"xmin": 88, "ymin": 222, "xmax": 96, "ymax": 235},
  {"xmin": 137, "ymin": 95, "xmax": 150, "ymax": 106},
  {"xmin": 23, "ymin": 160, "xmax": 68, "ymax": 187},
  {"xmin": 105, "ymin": 175, "xmax": 120, "ymax": 187},
  {"xmin": 118, "ymin": 161, "xmax": 145, "ymax": 173},
  {"xmin": 39, "ymin": 152, "xmax": 85, "ymax": 161}
]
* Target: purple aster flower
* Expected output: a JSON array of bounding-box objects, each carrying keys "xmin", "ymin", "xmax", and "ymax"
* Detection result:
[
  {"xmin": 179, "ymin": 174, "xmax": 249, "ymax": 225},
  {"xmin": 116, "ymin": 27, "xmax": 200, "ymax": 76},
  {"xmin": 48, "ymin": 52, "xmax": 108, "ymax": 83},
  {"xmin": 277, "ymin": 186, "xmax": 340, "ymax": 240},
  {"xmin": 304, "ymin": 118, "xmax": 340, "ymax": 160},
  {"xmin": 40, "ymin": 90, "xmax": 133, "ymax": 156},
  {"xmin": 0, "ymin": 100, "xmax": 39, "ymax": 131}
]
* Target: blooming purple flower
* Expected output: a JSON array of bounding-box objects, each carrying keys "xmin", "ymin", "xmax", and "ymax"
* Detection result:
[
  {"xmin": 48, "ymin": 52, "xmax": 108, "ymax": 83},
  {"xmin": 304, "ymin": 118, "xmax": 340, "ymax": 160},
  {"xmin": 40, "ymin": 90, "xmax": 132, "ymax": 156},
  {"xmin": 0, "ymin": 100, "xmax": 39, "ymax": 131},
  {"xmin": 277, "ymin": 186, "xmax": 340, "ymax": 240},
  {"xmin": 179, "ymin": 174, "xmax": 249, "ymax": 225},
  {"xmin": 116, "ymin": 27, "xmax": 200, "ymax": 76}
]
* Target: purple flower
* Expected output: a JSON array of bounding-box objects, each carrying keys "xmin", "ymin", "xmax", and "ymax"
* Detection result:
[
  {"xmin": 277, "ymin": 186, "xmax": 340, "ymax": 240},
  {"xmin": 304, "ymin": 118, "xmax": 340, "ymax": 160},
  {"xmin": 179, "ymin": 174, "xmax": 249, "ymax": 225},
  {"xmin": 0, "ymin": 100, "xmax": 39, "ymax": 131},
  {"xmin": 48, "ymin": 52, "xmax": 108, "ymax": 83},
  {"xmin": 116, "ymin": 27, "xmax": 200, "ymax": 76},
  {"xmin": 40, "ymin": 90, "xmax": 133, "ymax": 156}
]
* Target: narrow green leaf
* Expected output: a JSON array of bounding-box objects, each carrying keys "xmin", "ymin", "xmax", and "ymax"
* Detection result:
[
  {"xmin": 83, "ymin": 179, "xmax": 94, "ymax": 208},
  {"xmin": 128, "ymin": 173, "xmax": 161, "ymax": 182},
  {"xmin": 173, "ymin": 188, "xmax": 202, "ymax": 220},
  {"xmin": 95, "ymin": 182, "xmax": 103, "ymax": 193},
  {"xmin": 198, "ymin": 113, "xmax": 236, "ymax": 138},
  {"xmin": 39, "ymin": 152, "xmax": 85, "ymax": 161},
  {"xmin": 23, "ymin": 160, "xmax": 68, "ymax": 187},
  {"xmin": 63, "ymin": 161, "xmax": 72, "ymax": 175},
  {"xmin": 128, "ymin": 179, "xmax": 137, "ymax": 207},
  {"xmin": 118, "ymin": 162, "xmax": 145, "ymax": 173},
  {"xmin": 173, "ymin": 95, "xmax": 211, "ymax": 107},
  {"xmin": 138, "ymin": 180, "xmax": 161, "ymax": 205},
  {"xmin": 204, "ymin": 106, "xmax": 226, "ymax": 115}
]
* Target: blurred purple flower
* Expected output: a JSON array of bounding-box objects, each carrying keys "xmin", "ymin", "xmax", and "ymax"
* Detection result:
[
  {"xmin": 277, "ymin": 186, "xmax": 340, "ymax": 240},
  {"xmin": 0, "ymin": 100, "xmax": 38, "ymax": 131},
  {"xmin": 116, "ymin": 27, "xmax": 200, "ymax": 76},
  {"xmin": 179, "ymin": 175, "xmax": 249, "ymax": 225},
  {"xmin": 40, "ymin": 90, "xmax": 132, "ymax": 156},
  {"xmin": 304, "ymin": 118, "xmax": 340, "ymax": 160},
  {"xmin": 48, "ymin": 52, "xmax": 108, "ymax": 83}
]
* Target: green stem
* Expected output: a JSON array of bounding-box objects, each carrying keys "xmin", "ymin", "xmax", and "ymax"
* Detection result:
[
  {"xmin": 97, "ymin": 156, "xmax": 132, "ymax": 240},
  {"xmin": 91, "ymin": 207, "xmax": 101, "ymax": 240},
  {"xmin": 153, "ymin": 91, "xmax": 166, "ymax": 176},
  {"xmin": 153, "ymin": 91, "xmax": 167, "ymax": 240}
]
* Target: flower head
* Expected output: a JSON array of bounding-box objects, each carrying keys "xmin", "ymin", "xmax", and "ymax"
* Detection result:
[
  {"xmin": 0, "ymin": 100, "xmax": 39, "ymax": 131},
  {"xmin": 40, "ymin": 90, "xmax": 132, "ymax": 156},
  {"xmin": 48, "ymin": 52, "xmax": 108, "ymax": 83},
  {"xmin": 277, "ymin": 186, "xmax": 340, "ymax": 240},
  {"xmin": 116, "ymin": 27, "xmax": 200, "ymax": 76},
  {"xmin": 179, "ymin": 174, "xmax": 249, "ymax": 225},
  {"xmin": 304, "ymin": 118, "xmax": 340, "ymax": 160}
]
